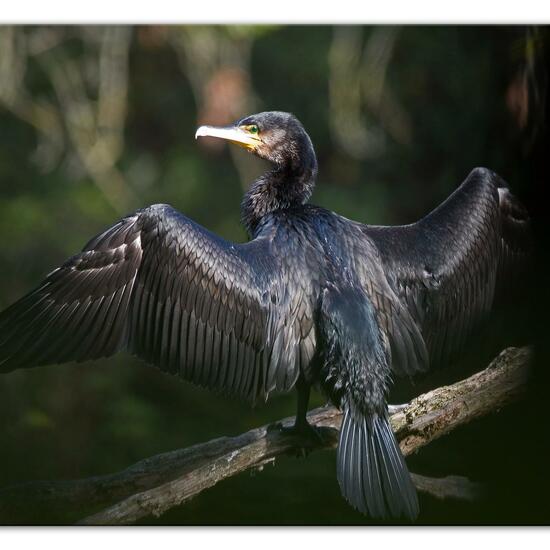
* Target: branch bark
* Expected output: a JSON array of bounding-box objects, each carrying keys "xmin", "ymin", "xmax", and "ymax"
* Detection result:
[{"xmin": 0, "ymin": 346, "xmax": 531, "ymax": 525}]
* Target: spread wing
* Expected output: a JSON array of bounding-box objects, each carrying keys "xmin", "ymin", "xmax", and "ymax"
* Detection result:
[
  {"xmin": 362, "ymin": 167, "xmax": 531, "ymax": 371},
  {"xmin": 0, "ymin": 204, "xmax": 310, "ymax": 402}
]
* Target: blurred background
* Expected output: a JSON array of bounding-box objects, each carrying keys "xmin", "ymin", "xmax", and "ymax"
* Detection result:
[{"xmin": 0, "ymin": 25, "xmax": 548, "ymax": 525}]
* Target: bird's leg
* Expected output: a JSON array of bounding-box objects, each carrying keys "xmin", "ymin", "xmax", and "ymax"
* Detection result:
[
  {"xmin": 290, "ymin": 376, "xmax": 316, "ymax": 434},
  {"xmin": 272, "ymin": 377, "xmax": 326, "ymax": 453}
]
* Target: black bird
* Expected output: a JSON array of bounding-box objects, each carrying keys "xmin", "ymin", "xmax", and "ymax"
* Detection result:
[{"xmin": 0, "ymin": 111, "xmax": 530, "ymax": 520}]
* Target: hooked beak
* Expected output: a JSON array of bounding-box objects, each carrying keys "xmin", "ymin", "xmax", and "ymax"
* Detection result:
[{"xmin": 195, "ymin": 125, "xmax": 261, "ymax": 151}]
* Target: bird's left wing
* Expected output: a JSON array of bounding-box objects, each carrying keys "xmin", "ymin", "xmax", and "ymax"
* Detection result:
[
  {"xmin": 0, "ymin": 204, "xmax": 306, "ymax": 402},
  {"xmin": 361, "ymin": 167, "xmax": 531, "ymax": 373}
]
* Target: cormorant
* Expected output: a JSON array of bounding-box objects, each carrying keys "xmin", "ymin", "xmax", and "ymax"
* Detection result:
[{"xmin": 0, "ymin": 111, "xmax": 530, "ymax": 520}]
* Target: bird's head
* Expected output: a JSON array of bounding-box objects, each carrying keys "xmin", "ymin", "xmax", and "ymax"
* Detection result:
[
  {"xmin": 196, "ymin": 111, "xmax": 317, "ymax": 235},
  {"xmin": 195, "ymin": 111, "xmax": 316, "ymax": 175}
]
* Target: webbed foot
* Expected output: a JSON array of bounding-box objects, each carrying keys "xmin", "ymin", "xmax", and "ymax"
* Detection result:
[{"xmin": 277, "ymin": 420, "xmax": 330, "ymax": 457}]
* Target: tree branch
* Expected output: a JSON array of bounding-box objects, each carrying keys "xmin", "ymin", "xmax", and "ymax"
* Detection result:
[
  {"xmin": 0, "ymin": 347, "xmax": 531, "ymax": 525},
  {"xmin": 410, "ymin": 473, "xmax": 483, "ymax": 502}
]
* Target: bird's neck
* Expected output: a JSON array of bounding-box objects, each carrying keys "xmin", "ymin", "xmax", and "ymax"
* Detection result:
[{"xmin": 241, "ymin": 158, "xmax": 317, "ymax": 237}]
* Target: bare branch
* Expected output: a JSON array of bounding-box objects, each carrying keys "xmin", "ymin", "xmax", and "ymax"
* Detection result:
[
  {"xmin": 0, "ymin": 347, "xmax": 530, "ymax": 524},
  {"xmin": 411, "ymin": 473, "xmax": 484, "ymax": 502}
]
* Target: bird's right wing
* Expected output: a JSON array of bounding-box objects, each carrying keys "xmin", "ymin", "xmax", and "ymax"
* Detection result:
[{"xmin": 0, "ymin": 204, "xmax": 310, "ymax": 402}]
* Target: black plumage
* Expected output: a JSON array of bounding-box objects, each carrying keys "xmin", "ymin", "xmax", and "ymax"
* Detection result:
[{"xmin": 0, "ymin": 111, "xmax": 530, "ymax": 519}]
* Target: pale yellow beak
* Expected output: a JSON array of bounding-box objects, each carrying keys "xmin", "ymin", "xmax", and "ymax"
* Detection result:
[{"xmin": 195, "ymin": 125, "xmax": 260, "ymax": 150}]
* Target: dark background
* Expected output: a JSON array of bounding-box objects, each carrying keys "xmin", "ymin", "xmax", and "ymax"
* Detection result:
[{"xmin": 0, "ymin": 25, "xmax": 548, "ymax": 525}]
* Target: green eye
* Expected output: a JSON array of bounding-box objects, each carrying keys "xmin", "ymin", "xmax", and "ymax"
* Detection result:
[{"xmin": 247, "ymin": 125, "xmax": 259, "ymax": 134}]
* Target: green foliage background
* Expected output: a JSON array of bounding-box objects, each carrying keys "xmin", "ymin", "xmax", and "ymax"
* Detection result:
[{"xmin": 0, "ymin": 25, "xmax": 544, "ymax": 525}]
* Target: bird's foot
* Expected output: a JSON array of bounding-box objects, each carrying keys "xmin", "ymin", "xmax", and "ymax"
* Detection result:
[
  {"xmin": 271, "ymin": 420, "xmax": 329, "ymax": 458},
  {"xmin": 388, "ymin": 402, "xmax": 409, "ymax": 415}
]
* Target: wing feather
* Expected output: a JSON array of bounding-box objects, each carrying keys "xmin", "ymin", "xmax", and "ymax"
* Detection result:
[
  {"xmin": 362, "ymin": 167, "xmax": 531, "ymax": 370},
  {"xmin": 0, "ymin": 203, "xmax": 310, "ymax": 403}
]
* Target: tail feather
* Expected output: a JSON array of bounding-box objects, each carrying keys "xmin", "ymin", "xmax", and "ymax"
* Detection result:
[{"xmin": 337, "ymin": 410, "xmax": 418, "ymax": 520}]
